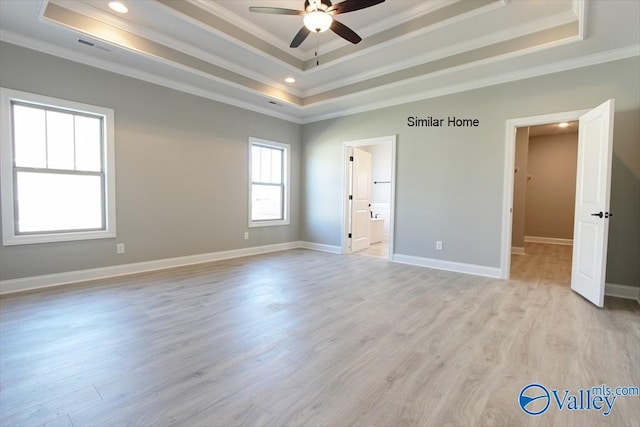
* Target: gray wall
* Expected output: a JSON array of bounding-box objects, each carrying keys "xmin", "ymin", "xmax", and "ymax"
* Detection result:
[
  {"xmin": 302, "ymin": 57, "xmax": 640, "ymax": 287},
  {"xmin": 525, "ymin": 132, "xmax": 578, "ymax": 240},
  {"xmin": 0, "ymin": 42, "xmax": 302, "ymax": 281},
  {"xmin": 512, "ymin": 127, "xmax": 529, "ymax": 249},
  {"xmin": 1, "ymin": 42, "xmax": 639, "ymax": 289}
]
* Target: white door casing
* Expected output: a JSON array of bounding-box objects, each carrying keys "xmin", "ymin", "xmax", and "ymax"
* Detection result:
[
  {"xmin": 570, "ymin": 99, "xmax": 615, "ymax": 307},
  {"xmin": 350, "ymin": 147, "xmax": 372, "ymax": 253}
]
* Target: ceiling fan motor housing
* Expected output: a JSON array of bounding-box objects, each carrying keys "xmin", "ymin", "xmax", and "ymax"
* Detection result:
[{"xmin": 305, "ymin": 0, "xmax": 332, "ymax": 13}]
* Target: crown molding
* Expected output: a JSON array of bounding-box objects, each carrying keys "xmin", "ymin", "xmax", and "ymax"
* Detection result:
[
  {"xmin": 4, "ymin": 29, "xmax": 635, "ymax": 125},
  {"xmin": 303, "ymin": 9, "xmax": 579, "ymax": 97},
  {"xmin": 0, "ymin": 30, "xmax": 303, "ymax": 123},
  {"xmin": 46, "ymin": 0, "xmax": 303, "ymax": 98},
  {"xmin": 300, "ymin": 44, "xmax": 640, "ymax": 123}
]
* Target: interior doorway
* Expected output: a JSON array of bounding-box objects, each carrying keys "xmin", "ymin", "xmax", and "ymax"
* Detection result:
[
  {"xmin": 501, "ymin": 100, "xmax": 615, "ymax": 307},
  {"xmin": 342, "ymin": 135, "xmax": 397, "ymax": 260},
  {"xmin": 510, "ymin": 121, "xmax": 578, "ymax": 283},
  {"xmin": 502, "ymin": 108, "xmax": 588, "ymax": 279}
]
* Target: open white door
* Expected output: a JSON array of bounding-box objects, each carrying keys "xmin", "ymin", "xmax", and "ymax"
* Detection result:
[
  {"xmin": 350, "ymin": 147, "xmax": 372, "ymax": 253},
  {"xmin": 571, "ymin": 99, "xmax": 615, "ymax": 307}
]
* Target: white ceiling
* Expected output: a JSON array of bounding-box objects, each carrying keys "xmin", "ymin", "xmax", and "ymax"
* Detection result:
[{"xmin": 0, "ymin": 0, "xmax": 638, "ymax": 123}]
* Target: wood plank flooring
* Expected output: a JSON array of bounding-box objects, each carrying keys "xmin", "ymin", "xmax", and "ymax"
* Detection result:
[{"xmin": 1, "ymin": 245, "xmax": 638, "ymax": 426}]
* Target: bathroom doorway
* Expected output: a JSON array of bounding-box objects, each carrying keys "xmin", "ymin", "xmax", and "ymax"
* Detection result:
[{"xmin": 342, "ymin": 135, "xmax": 397, "ymax": 260}]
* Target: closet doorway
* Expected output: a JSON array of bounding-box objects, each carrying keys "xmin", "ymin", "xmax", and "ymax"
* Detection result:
[{"xmin": 510, "ymin": 121, "xmax": 578, "ymax": 284}]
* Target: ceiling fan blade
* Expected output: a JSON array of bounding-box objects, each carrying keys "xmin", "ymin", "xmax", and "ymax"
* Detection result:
[
  {"xmin": 329, "ymin": 0, "xmax": 385, "ymax": 15},
  {"xmin": 330, "ymin": 20, "xmax": 362, "ymax": 44},
  {"xmin": 249, "ymin": 7, "xmax": 304, "ymax": 16},
  {"xmin": 290, "ymin": 26, "xmax": 311, "ymax": 48}
]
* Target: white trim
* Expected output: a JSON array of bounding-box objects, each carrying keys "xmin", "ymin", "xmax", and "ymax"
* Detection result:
[
  {"xmin": 574, "ymin": 0, "xmax": 586, "ymax": 41},
  {"xmin": 299, "ymin": 241, "xmax": 342, "ymax": 254},
  {"xmin": 2, "ymin": 28, "xmax": 637, "ymax": 125},
  {"xmin": 524, "ymin": 236, "xmax": 573, "ymax": 245},
  {"xmin": 511, "ymin": 247, "xmax": 525, "ymax": 255},
  {"xmin": 304, "ymin": 7, "xmax": 577, "ymax": 97},
  {"xmin": 3, "ymin": 242, "xmax": 635, "ymax": 299},
  {"xmin": 0, "ymin": 241, "xmax": 300, "ymax": 295},
  {"xmin": 604, "ymin": 283, "xmax": 640, "ymax": 302},
  {"xmin": 301, "ymin": 44, "xmax": 640, "ymax": 123},
  {"xmin": 501, "ymin": 108, "xmax": 589, "ymax": 279},
  {"xmin": 0, "ymin": 30, "xmax": 304, "ymax": 124},
  {"xmin": 392, "ymin": 254, "xmax": 502, "ymax": 279},
  {"xmin": 342, "ymin": 135, "xmax": 397, "ymax": 261}
]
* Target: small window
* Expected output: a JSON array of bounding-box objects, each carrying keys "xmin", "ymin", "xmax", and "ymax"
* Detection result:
[
  {"xmin": 249, "ymin": 138, "xmax": 289, "ymax": 227},
  {"xmin": 0, "ymin": 88, "xmax": 116, "ymax": 245}
]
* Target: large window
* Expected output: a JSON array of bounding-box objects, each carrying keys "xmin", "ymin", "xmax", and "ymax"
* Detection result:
[
  {"xmin": 0, "ymin": 88, "xmax": 116, "ymax": 245},
  {"xmin": 249, "ymin": 138, "xmax": 289, "ymax": 227}
]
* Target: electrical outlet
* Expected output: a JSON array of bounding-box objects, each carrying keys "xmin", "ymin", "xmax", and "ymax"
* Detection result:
[
  {"xmin": 244, "ymin": 232, "xmax": 249, "ymax": 240},
  {"xmin": 436, "ymin": 240, "xmax": 443, "ymax": 250},
  {"xmin": 116, "ymin": 243, "xmax": 125, "ymax": 254}
]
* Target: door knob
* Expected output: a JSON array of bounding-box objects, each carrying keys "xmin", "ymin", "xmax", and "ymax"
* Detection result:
[{"xmin": 591, "ymin": 211, "xmax": 603, "ymax": 218}]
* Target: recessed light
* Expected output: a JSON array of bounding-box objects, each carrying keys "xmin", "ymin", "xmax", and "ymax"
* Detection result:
[
  {"xmin": 558, "ymin": 122, "xmax": 569, "ymax": 128},
  {"xmin": 108, "ymin": 1, "xmax": 128, "ymax": 13},
  {"xmin": 284, "ymin": 77, "xmax": 296, "ymax": 83}
]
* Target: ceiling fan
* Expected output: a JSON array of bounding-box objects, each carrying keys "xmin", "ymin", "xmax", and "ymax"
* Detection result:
[{"xmin": 249, "ymin": 0, "xmax": 386, "ymax": 48}]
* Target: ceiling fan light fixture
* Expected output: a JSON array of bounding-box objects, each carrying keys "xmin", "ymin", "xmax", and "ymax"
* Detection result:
[{"xmin": 303, "ymin": 11, "xmax": 332, "ymax": 33}]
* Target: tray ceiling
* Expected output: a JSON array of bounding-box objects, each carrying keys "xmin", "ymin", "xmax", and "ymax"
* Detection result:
[{"xmin": 0, "ymin": 0, "xmax": 638, "ymax": 123}]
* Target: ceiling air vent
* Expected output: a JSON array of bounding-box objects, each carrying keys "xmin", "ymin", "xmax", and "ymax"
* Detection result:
[{"xmin": 77, "ymin": 39, "xmax": 111, "ymax": 52}]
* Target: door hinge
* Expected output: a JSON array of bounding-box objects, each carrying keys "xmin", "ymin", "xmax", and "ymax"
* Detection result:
[
  {"xmin": 348, "ymin": 233, "xmax": 352, "ymax": 238},
  {"xmin": 348, "ymin": 195, "xmax": 353, "ymax": 200},
  {"xmin": 349, "ymin": 156, "xmax": 354, "ymax": 161}
]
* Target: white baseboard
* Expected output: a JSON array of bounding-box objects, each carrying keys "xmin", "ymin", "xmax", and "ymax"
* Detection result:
[
  {"xmin": 512, "ymin": 246, "xmax": 525, "ymax": 255},
  {"xmin": 525, "ymin": 236, "xmax": 573, "ymax": 245},
  {"xmin": 299, "ymin": 241, "xmax": 343, "ymax": 254},
  {"xmin": 0, "ymin": 242, "xmax": 300, "ymax": 295},
  {"xmin": 392, "ymin": 254, "xmax": 502, "ymax": 279},
  {"xmin": 3, "ymin": 242, "xmax": 636, "ymax": 303},
  {"xmin": 605, "ymin": 282, "xmax": 640, "ymax": 302}
]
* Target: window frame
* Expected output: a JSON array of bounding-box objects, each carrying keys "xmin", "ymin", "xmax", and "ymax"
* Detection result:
[
  {"xmin": 0, "ymin": 87, "xmax": 116, "ymax": 245},
  {"xmin": 248, "ymin": 137, "xmax": 290, "ymax": 228}
]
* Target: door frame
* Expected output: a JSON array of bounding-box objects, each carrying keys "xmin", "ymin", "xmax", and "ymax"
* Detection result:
[
  {"xmin": 500, "ymin": 109, "xmax": 588, "ymax": 279},
  {"xmin": 342, "ymin": 135, "xmax": 397, "ymax": 260}
]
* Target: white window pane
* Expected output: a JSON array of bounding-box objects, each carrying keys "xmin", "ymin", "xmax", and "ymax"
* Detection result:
[
  {"xmin": 251, "ymin": 184, "xmax": 282, "ymax": 221},
  {"xmin": 46, "ymin": 110, "xmax": 75, "ymax": 170},
  {"xmin": 251, "ymin": 146, "xmax": 261, "ymax": 182},
  {"xmin": 260, "ymin": 147, "xmax": 272, "ymax": 183},
  {"xmin": 16, "ymin": 172, "xmax": 103, "ymax": 233},
  {"xmin": 13, "ymin": 104, "xmax": 46, "ymax": 168},
  {"xmin": 270, "ymin": 149, "xmax": 282, "ymax": 184},
  {"xmin": 75, "ymin": 116, "xmax": 102, "ymax": 172}
]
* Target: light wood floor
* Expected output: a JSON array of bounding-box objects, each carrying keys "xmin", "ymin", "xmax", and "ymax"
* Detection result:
[
  {"xmin": 353, "ymin": 237, "xmax": 389, "ymax": 259},
  {"xmin": 1, "ymin": 246, "xmax": 638, "ymax": 426}
]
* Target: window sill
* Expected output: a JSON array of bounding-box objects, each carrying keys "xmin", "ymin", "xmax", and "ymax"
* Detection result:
[
  {"xmin": 2, "ymin": 229, "xmax": 116, "ymax": 246},
  {"xmin": 248, "ymin": 219, "xmax": 290, "ymax": 228}
]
